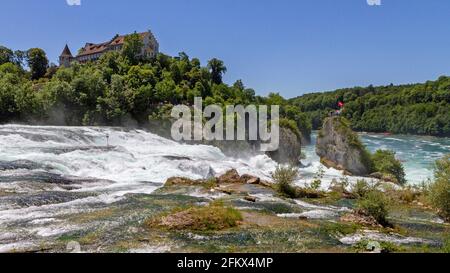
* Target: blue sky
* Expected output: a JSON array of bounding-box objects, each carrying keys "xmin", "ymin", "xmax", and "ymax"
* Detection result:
[{"xmin": 1, "ymin": 0, "xmax": 450, "ymax": 98}]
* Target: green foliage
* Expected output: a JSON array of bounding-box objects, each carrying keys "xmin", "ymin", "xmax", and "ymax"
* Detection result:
[
  {"xmin": 353, "ymin": 239, "xmax": 401, "ymax": 253},
  {"xmin": 356, "ymin": 190, "xmax": 390, "ymax": 226},
  {"xmin": 272, "ymin": 165, "xmax": 299, "ymax": 198},
  {"xmin": 122, "ymin": 32, "xmax": 145, "ymax": 65},
  {"xmin": 278, "ymin": 118, "xmax": 302, "ymax": 139},
  {"xmin": 0, "ymin": 46, "xmax": 14, "ymax": 65},
  {"xmin": 283, "ymin": 104, "xmax": 312, "ymax": 140},
  {"xmin": 429, "ymin": 155, "xmax": 450, "ymax": 222},
  {"xmin": 207, "ymin": 58, "xmax": 227, "ymax": 84},
  {"xmin": 372, "ymin": 150, "xmax": 406, "ymax": 185},
  {"xmin": 351, "ymin": 179, "xmax": 372, "ymax": 199},
  {"xmin": 27, "ymin": 48, "xmax": 49, "ymax": 80},
  {"xmin": 311, "ymin": 166, "xmax": 325, "ymax": 190},
  {"xmin": 290, "ymin": 77, "xmax": 450, "ymax": 136},
  {"xmin": 271, "ymin": 165, "xmax": 323, "ymax": 199}
]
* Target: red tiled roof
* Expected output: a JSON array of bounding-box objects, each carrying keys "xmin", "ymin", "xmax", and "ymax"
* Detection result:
[{"xmin": 77, "ymin": 32, "xmax": 148, "ymax": 57}]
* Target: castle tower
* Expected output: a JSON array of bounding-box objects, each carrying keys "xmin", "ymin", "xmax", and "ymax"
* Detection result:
[{"xmin": 59, "ymin": 44, "xmax": 73, "ymax": 67}]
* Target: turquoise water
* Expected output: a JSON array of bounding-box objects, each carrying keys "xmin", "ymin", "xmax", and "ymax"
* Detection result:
[{"xmin": 304, "ymin": 132, "xmax": 450, "ymax": 185}]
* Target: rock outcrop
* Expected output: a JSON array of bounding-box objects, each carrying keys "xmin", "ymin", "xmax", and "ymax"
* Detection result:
[
  {"xmin": 266, "ymin": 127, "xmax": 302, "ymax": 165},
  {"xmin": 316, "ymin": 117, "xmax": 373, "ymax": 176}
]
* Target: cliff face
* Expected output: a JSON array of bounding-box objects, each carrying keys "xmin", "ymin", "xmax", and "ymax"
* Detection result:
[
  {"xmin": 266, "ymin": 127, "xmax": 302, "ymax": 165},
  {"xmin": 316, "ymin": 117, "xmax": 373, "ymax": 176}
]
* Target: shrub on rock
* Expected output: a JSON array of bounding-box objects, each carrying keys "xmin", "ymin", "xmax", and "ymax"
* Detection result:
[{"xmin": 371, "ymin": 150, "xmax": 406, "ymax": 185}]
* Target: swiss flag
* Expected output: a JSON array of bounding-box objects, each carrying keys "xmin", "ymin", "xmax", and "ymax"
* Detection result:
[{"xmin": 338, "ymin": 101, "xmax": 344, "ymax": 108}]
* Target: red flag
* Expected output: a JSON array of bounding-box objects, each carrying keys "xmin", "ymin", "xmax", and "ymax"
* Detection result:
[{"xmin": 338, "ymin": 101, "xmax": 344, "ymax": 108}]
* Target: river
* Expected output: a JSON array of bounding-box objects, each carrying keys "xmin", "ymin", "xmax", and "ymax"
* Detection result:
[
  {"xmin": 0, "ymin": 125, "xmax": 448, "ymax": 252},
  {"xmin": 302, "ymin": 132, "xmax": 450, "ymax": 186}
]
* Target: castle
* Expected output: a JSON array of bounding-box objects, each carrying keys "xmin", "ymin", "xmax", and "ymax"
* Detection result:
[{"xmin": 59, "ymin": 30, "xmax": 159, "ymax": 67}]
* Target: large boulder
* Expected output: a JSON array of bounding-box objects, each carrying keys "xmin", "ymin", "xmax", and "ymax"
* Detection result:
[
  {"xmin": 266, "ymin": 127, "xmax": 302, "ymax": 165},
  {"xmin": 316, "ymin": 117, "xmax": 373, "ymax": 176}
]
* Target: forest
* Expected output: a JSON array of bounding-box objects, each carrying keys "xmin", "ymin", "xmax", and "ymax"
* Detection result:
[{"xmin": 290, "ymin": 79, "xmax": 450, "ymax": 136}]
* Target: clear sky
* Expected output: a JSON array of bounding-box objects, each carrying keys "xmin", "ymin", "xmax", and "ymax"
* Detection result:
[{"xmin": 1, "ymin": 0, "xmax": 450, "ymax": 98}]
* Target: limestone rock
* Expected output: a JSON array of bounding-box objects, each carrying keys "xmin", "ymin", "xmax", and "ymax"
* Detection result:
[
  {"xmin": 316, "ymin": 117, "xmax": 373, "ymax": 176},
  {"xmin": 266, "ymin": 127, "xmax": 302, "ymax": 165}
]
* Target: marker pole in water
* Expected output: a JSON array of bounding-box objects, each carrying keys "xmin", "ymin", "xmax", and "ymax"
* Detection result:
[{"xmin": 106, "ymin": 134, "xmax": 109, "ymax": 147}]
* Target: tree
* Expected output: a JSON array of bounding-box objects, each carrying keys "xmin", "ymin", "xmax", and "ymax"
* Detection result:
[
  {"xmin": 27, "ymin": 48, "xmax": 49, "ymax": 80},
  {"xmin": 207, "ymin": 58, "xmax": 227, "ymax": 84},
  {"xmin": 266, "ymin": 92, "xmax": 286, "ymax": 106},
  {"xmin": 0, "ymin": 46, "xmax": 14, "ymax": 65},
  {"xmin": 122, "ymin": 32, "xmax": 144, "ymax": 65}
]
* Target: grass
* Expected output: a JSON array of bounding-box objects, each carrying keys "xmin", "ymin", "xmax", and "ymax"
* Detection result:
[
  {"xmin": 69, "ymin": 208, "xmax": 117, "ymax": 223},
  {"xmin": 317, "ymin": 222, "xmax": 360, "ymax": 237},
  {"xmin": 146, "ymin": 200, "xmax": 243, "ymax": 232},
  {"xmin": 78, "ymin": 231, "xmax": 102, "ymax": 245}
]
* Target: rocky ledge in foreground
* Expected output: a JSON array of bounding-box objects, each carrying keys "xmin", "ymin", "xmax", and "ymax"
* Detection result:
[{"xmin": 3, "ymin": 168, "xmax": 446, "ymax": 253}]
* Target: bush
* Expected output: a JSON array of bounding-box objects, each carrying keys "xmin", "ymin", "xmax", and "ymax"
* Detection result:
[
  {"xmin": 356, "ymin": 190, "xmax": 390, "ymax": 226},
  {"xmin": 372, "ymin": 150, "xmax": 406, "ymax": 185},
  {"xmin": 278, "ymin": 118, "xmax": 302, "ymax": 139},
  {"xmin": 147, "ymin": 201, "xmax": 242, "ymax": 231},
  {"xmin": 429, "ymin": 155, "xmax": 450, "ymax": 221},
  {"xmin": 271, "ymin": 165, "xmax": 323, "ymax": 199},
  {"xmin": 310, "ymin": 166, "xmax": 325, "ymax": 190},
  {"xmin": 351, "ymin": 179, "xmax": 372, "ymax": 198},
  {"xmin": 272, "ymin": 165, "xmax": 299, "ymax": 198}
]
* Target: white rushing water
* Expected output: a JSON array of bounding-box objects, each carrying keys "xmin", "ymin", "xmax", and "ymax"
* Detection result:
[
  {"xmin": 1, "ymin": 125, "xmax": 447, "ymax": 199},
  {"xmin": 0, "ymin": 125, "xmax": 450, "ymax": 199},
  {"xmin": 0, "ymin": 125, "xmax": 277, "ymax": 197}
]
